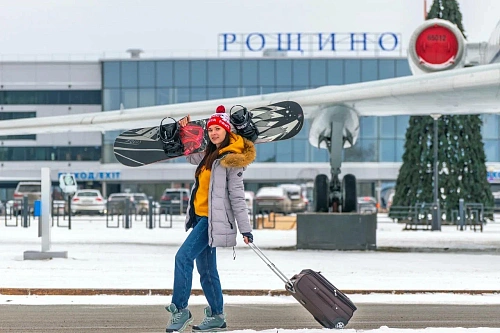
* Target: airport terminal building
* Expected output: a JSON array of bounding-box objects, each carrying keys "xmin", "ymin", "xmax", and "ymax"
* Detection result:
[{"xmin": 1, "ymin": 50, "xmax": 500, "ymax": 201}]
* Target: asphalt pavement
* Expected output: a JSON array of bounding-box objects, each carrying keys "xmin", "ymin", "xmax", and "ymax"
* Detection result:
[{"xmin": 1, "ymin": 303, "xmax": 499, "ymax": 332}]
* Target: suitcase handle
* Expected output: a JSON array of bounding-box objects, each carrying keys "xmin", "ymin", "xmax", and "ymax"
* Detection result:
[{"xmin": 248, "ymin": 243, "xmax": 295, "ymax": 293}]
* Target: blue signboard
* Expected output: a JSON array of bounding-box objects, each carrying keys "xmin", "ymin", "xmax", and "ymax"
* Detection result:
[
  {"xmin": 487, "ymin": 171, "xmax": 500, "ymax": 182},
  {"xmin": 57, "ymin": 171, "xmax": 121, "ymax": 181}
]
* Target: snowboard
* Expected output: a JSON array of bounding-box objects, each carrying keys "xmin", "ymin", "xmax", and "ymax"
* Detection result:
[{"xmin": 113, "ymin": 101, "xmax": 304, "ymax": 167}]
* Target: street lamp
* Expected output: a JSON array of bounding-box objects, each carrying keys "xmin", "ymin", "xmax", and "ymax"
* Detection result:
[{"xmin": 430, "ymin": 113, "xmax": 442, "ymax": 231}]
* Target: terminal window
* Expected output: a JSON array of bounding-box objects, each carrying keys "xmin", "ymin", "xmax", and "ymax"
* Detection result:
[{"xmin": 0, "ymin": 112, "xmax": 36, "ymax": 141}]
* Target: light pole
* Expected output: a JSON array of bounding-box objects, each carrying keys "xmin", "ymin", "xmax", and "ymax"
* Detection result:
[{"xmin": 430, "ymin": 114, "xmax": 442, "ymax": 231}]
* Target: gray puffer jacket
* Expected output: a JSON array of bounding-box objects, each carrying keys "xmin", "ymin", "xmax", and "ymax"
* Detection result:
[{"xmin": 184, "ymin": 133, "xmax": 256, "ymax": 247}]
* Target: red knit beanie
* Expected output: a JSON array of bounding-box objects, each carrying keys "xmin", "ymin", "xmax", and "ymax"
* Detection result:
[{"xmin": 206, "ymin": 105, "xmax": 231, "ymax": 133}]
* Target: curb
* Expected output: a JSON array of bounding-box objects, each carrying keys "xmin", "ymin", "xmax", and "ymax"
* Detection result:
[
  {"xmin": 374, "ymin": 247, "xmax": 500, "ymax": 253},
  {"xmin": 0, "ymin": 288, "xmax": 498, "ymax": 296},
  {"xmin": 265, "ymin": 246, "xmax": 500, "ymax": 253}
]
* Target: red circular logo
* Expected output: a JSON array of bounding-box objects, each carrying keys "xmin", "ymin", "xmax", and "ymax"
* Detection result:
[{"xmin": 415, "ymin": 25, "xmax": 459, "ymax": 65}]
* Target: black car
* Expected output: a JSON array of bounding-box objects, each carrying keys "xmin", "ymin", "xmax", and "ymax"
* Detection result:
[
  {"xmin": 107, "ymin": 193, "xmax": 137, "ymax": 214},
  {"xmin": 160, "ymin": 188, "xmax": 190, "ymax": 215}
]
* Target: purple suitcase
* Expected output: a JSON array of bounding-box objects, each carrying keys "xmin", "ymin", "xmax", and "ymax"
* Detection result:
[{"xmin": 249, "ymin": 243, "xmax": 357, "ymax": 329}]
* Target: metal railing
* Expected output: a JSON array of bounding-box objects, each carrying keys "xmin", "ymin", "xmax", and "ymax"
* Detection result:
[
  {"xmin": 390, "ymin": 201, "xmax": 495, "ymax": 232},
  {"xmin": 451, "ymin": 203, "xmax": 495, "ymax": 232},
  {"xmin": 3, "ymin": 196, "xmax": 178, "ymax": 230},
  {"xmin": 389, "ymin": 203, "xmax": 434, "ymax": 230}
]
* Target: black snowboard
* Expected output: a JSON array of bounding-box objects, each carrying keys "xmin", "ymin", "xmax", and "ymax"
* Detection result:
[{"xmin": 113, "ymin": 101, "xmax": 304, "ymax": 167}]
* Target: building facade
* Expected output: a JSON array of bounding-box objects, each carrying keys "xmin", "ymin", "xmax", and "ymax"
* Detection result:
[
  {"xmin": 0, "ymin": 62, "xmax": 102, "ymax": 200},
  {"xmin": 1, "ymin": 57, "xmax": 500, "ymax": 201},
  {"xmin": 101, "ymin": 58, "xmax": 414, "ymax": 166}
]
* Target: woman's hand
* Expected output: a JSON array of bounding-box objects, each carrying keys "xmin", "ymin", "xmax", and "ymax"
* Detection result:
[
  {"xmin": 242, "ymin": 232, "xmax": 253, "ymax": 244},
  {"xmin": 178, "ymin": 115, "xmax": 191, "ymax": 127}
]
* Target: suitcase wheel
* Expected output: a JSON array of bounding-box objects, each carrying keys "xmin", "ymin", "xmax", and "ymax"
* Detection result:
[
  {"xmin": 314, "ymin": 316, "xmax": 347, "ymax": 329},
  {"xmin": 333, "ymin": 317, "xmax": 347, "ymax": 329}
]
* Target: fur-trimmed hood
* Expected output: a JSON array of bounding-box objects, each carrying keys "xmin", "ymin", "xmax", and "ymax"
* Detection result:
[{"xmin": 219, "ymin": 133, "xmax": 256, "ymax": 169}]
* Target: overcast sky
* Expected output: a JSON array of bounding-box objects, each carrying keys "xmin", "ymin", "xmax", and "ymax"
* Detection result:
[{"xmin": 0, "ymin": 0, "xmax": 498, "ymax": 57}]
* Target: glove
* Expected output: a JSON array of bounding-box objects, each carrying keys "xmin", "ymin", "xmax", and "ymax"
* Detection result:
[{"xmin": 242, "ymin": 232, "xmax": 253, "ymax": 243}]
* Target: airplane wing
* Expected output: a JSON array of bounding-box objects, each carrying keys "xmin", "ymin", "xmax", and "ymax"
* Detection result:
[{"xmin": 0, "ymin": 62, "xmax": 499, "ymax": 135}]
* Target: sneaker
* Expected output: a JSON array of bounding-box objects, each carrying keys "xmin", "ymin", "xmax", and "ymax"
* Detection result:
[
  {"xmin": 192, "ymin": 306, "xmax": 227, "ymax": 332},
  {"xmin": 165, "ymin": 303, "xmax": 193, "ymax": 332}
]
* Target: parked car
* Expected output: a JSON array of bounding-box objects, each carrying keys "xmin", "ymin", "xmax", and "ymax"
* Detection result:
[
  {"xmin": 70, "ymin": 189, "xmax": 106, "ymax": 215},
  {"xmin": 279, "ymin": 184, "xmax": 307, "ymax": 213},
  {"xmin": 160, "ymin": 188, "xmax": 190, "ymax": 214},
  {"xmin": 358, "ymin": 196, "xmax": 378, "ymax": 214},
  {"xmin": 108, "ymin": 193, "xmax": 150, "ymax": 214},
  {"xmin": 493, "ymin": 192, "xmax": 500, "ymax": 212},
  {"xmin": 255, "ymin": 187, "xmax": 292, "ymax": 214},
  {"xmin": 302, "ymin": 190, "xmax": 310, "ymax": 211},
  {"xmin": 13, "ymin": 181, "xmax": 42, "ymax": 214},
  {"xmin": 132, "ymin": 193, "xmax": 150, "ymax": 214},
  {"xmin": 52, "ymin": 200, "xmax": 66, "ymax": 215},
  {"xmin": 107, "ymin": 193, "xmax": 137, "ymax": 214},
  {"xmin": 12, "ymin": 182, "xmax": 64, "ymax": 215},
  {"xmin": 386, "ymin": 191, "xmax": 395, "ymax": 211},
  {"xmin": 244, "ymin": 191, "xmax": 254, "ymax": 214},
  {"xmin": 152, "ymin": 201, "xmax": 161, "ymax": 214},
  {"xmin": 5, "ymin": 200, "xmax": 13, "ymax": 215}
]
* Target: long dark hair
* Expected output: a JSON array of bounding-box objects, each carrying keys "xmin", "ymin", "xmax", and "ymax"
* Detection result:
[{"xmin": 195, "ymin": 134, "xmax": 231, "ymax": 177}]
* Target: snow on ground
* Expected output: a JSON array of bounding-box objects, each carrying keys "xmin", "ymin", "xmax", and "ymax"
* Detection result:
[
  {"xmin": 1, "ymin": 214, "xmax": 499, "ymax": 332},
  {"xmin": 1, "ymin": 214, "xmax": 498, "ymax": 292}
]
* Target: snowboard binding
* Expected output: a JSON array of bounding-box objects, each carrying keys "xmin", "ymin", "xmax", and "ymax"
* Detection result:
[
  {"xmin": 229, "ymin": 105, "xmax": 259, "ymax": 142},
  {"xmin": 159, "ymin": 117, "xmax": 185, "ymax": 158}
]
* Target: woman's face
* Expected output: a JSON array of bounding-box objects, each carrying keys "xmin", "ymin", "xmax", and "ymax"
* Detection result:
[{"xmin": 208, "ymin": 125, "xmax": 227, "ymax": 147}]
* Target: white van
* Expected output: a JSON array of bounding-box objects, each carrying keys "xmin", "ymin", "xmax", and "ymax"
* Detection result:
[{"xmin": 13, "ymin": 182, "xmax": 42, "ymax": 214}]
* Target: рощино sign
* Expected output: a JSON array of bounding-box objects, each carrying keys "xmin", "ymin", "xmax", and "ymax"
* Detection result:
[{"xmin": 218, "ymin": 32, "xmax": 402, "ymax": 56}]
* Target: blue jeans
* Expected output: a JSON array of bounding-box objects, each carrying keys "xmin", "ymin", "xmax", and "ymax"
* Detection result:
[{"xmin": 171, "ymin": 215, "xmax": 224, "ymax": 315}]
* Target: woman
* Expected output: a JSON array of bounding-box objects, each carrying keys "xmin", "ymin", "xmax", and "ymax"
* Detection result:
[{"xmin": 165, "ymin": 105, "xmax": 255, "ymax": 332}]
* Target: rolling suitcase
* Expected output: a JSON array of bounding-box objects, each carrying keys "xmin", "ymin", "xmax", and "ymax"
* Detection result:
[{"xmin": 249, "ymin": 243, "xmax": 357, "ymax": 329}]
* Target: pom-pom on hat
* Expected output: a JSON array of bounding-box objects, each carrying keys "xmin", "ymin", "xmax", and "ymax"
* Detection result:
[{"xmin": 206, "ymin": 105, "xmax": 231, "ymax": 133}]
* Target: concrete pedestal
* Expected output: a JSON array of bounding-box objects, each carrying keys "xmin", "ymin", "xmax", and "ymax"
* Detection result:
[
  {"xmin": 297, "ymin": 213, "xmax": 377, "ymax": 250},
  {"xmin": 23, "ymin": 251, "xmax": 68, "ymax": 260}
]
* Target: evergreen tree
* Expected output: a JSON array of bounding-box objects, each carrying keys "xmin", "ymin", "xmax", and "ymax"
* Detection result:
[
  {"xmin": 391, "ymin": 0, "xmax": 493, "ymax": 219},
  {"xmin": 427, "ymin": 0, "xmax": 465, "ymax": 36}
]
